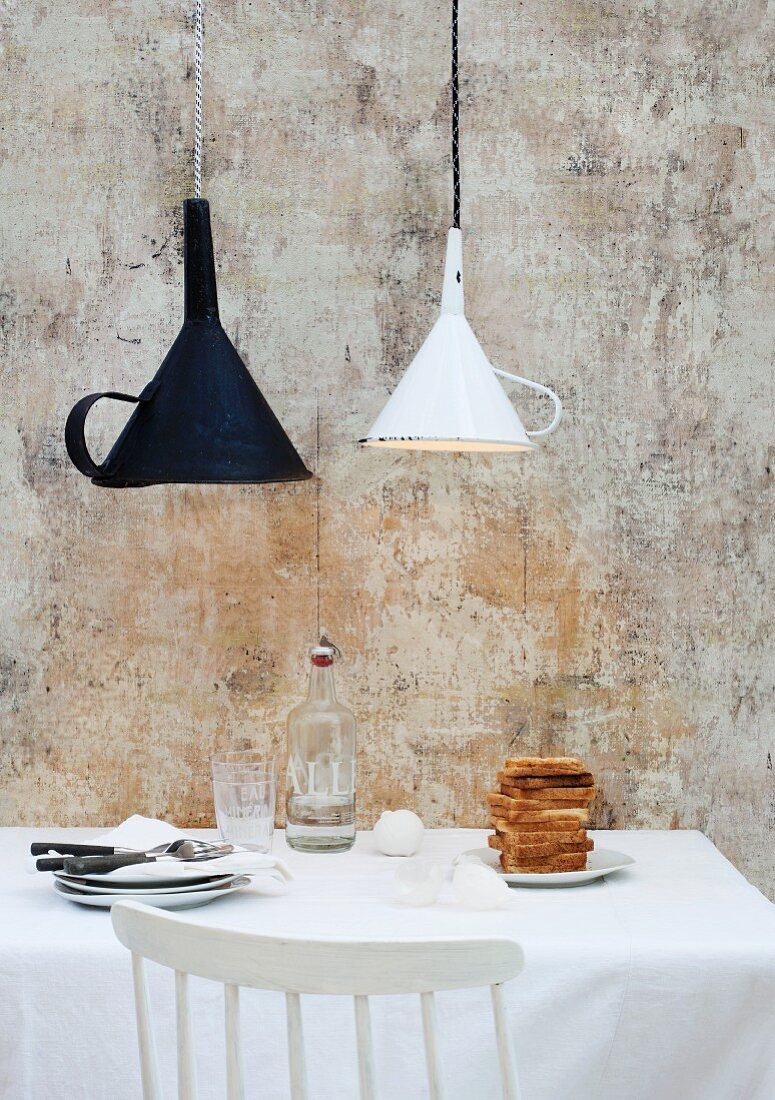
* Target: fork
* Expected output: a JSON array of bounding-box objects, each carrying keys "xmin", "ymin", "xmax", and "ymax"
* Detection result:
[{"xmin": 62, "ymin": 840, "xmax": 234, "ymax": 877}]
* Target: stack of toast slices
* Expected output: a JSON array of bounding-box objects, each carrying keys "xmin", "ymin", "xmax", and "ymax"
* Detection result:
[{"xmin": 487, "ymin": 757, "xmax": 595, "ymax": 873}]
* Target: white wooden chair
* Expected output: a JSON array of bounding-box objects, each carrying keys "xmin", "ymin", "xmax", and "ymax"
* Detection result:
[{"xmin": 112, "ymin": 900, "xmax": 524, "ymax": 1100}]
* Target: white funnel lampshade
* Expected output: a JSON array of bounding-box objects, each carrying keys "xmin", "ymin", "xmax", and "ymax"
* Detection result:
[{"xmin": 360, "ymin": 229, "xmax": 562, "ymax": 452}]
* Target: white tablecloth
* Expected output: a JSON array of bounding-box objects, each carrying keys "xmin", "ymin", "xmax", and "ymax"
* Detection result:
[{"xmin": 1, "ymin": 828, "xmax": 773, "ymax": 1099}]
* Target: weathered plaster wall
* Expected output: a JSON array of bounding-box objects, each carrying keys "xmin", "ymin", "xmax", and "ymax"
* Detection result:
[{"xmin": 1, "ymin": 2, "xmax": 773, "ymax": 895}]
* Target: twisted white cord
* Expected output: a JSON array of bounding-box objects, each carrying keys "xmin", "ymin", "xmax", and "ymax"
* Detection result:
[{"xmin": 194, "ymin": 0, "xmax": 204, "ymax": 198}]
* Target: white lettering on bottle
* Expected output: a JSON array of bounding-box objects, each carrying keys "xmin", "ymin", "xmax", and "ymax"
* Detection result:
[
  {"xmin": 287, "ymin": 757, "xmax": 355, "ymax": 797},
  {"xmin": 332, "ymin": 760, "xmax": 355, "ymax": 796},
  {"xmin": 287, "ymin": 755, "xmax": 304, "ymax": 796}
]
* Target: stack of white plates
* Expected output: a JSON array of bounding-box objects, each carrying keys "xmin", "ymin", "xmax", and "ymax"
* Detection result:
[{"xmin": 53, "ymin": 864, "xmax": 252, "ymax": 910}]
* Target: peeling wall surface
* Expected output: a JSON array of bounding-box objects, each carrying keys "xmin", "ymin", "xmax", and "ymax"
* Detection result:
[{"xmin": 0, "ymin": 2, "xmax": 773, "ymax": 896}]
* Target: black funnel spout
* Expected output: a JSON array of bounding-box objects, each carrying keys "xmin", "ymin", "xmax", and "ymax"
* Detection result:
[
  {"xmin": 184, "ymin": 198, "xmax": 219, "ymax": 322},
  {"xmin": 65, "ymin": 198, "xmax": 312, "ymax": 487}
]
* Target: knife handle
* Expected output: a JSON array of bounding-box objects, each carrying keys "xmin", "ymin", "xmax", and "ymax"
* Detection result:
[
  {"xmin": 30, "ymin": 843, "xmax": 117, "ymax": 857},
  {"xmin": 36, "ymin": 857, "xmax": 68, "ymax": 872},
  {"xmin": 63, "ymin": 852, "xmax": 152, "ymax": 876}
]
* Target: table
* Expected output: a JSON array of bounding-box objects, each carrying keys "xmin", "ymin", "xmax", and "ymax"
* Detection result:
[{"xmin": 1, "ymin": 829, "xmax": 774, "ymax": 1099}]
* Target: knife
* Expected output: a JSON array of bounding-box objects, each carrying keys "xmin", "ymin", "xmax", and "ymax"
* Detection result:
[
  {"xmin": 33, "ymin": 838, "xmax": 188, "ymax": 873},
  {"xmin": 31, "ymin": 842, "xmax": 121, "ymax": 857}
]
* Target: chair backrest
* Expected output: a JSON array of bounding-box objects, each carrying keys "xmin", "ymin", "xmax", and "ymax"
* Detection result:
[{"xmin": 112, "ymin": 900, "xmax": 524, "ymax": 1100}]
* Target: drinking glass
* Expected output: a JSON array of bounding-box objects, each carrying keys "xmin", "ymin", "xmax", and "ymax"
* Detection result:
[{"xmin": 210, "ymin": 751, "xmax": 277, "ymax": 852}]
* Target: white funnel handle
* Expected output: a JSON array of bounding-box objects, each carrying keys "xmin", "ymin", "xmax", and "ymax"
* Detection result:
[{"xmin": 492, "ymin": 368, "xmax": 563, "ymax": 437}]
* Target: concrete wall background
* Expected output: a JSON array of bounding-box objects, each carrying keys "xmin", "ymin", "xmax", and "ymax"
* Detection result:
[{"xmin": 1, "ymin": 1, "xmax": 773, "ymax": 895}]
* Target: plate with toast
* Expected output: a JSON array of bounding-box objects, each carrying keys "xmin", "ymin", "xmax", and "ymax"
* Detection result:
[
  {"xmin": 459, "ymin": 845, "xmax": 635, "ymax": 887},
  {"xmin": 480, "ymin": 755, "xmax": 635, "ymax": 885}
]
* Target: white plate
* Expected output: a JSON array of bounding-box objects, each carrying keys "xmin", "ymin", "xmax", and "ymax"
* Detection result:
[
  {"xmin": 68, "ymin": 864, "xmax": 232, "ymax": 887},
  {"xmin": 53, "ymin": 872, "xmax": 241, "ymax": 896},
  {"xmin": 53, "ymin": 877, "xmax": 252, "ymax": 910},
  {"xmin": 459, "ymin": 847, "xmax": 635, "ymax": 888}
]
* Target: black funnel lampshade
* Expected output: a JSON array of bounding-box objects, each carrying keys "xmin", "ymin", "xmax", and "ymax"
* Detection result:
[{"xmin": 65, "ymin": 199, "xmax": 312, "ymax": 487}]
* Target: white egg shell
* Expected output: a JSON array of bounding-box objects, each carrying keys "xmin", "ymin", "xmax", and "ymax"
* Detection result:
[
  {"xmin": 395, "ymin": 860, "xmax": 443, "ymax": 907},
  {"xmin": 453, "ymin": 851, "xmax": 487, "ymax": 867},
  {"xmin": 452, "ymin": 861, "xmax": 511, "ymax": 910},
  {"xmin": 373, "ymin": 809, "xmax": 425, "ymax": 856}
]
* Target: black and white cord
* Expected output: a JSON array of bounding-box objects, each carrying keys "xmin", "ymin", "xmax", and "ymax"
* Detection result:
[
  {"xmin": 451, "ymin": 0, "xmax": 461, "ymax": 228},
  {"xmin": 194, "ymin": 0, "xmax": 204, "ymax": 198}
]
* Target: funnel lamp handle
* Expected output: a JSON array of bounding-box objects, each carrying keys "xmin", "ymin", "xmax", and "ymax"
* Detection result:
[
  {"xmin": 65, "ymin": 391, "xmax": 141, "ymax": 479},
  {"xmin": 491, "ymin": 369, "xmax": 563, "ymax": 438}
]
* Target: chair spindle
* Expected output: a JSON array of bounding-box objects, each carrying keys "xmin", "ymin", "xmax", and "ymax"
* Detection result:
[
  {"xmin": 131, "ymin": 953, "xmax": 162, "ymax": 1100},
  {"xmin": 491, "ymin": 983, "xmax": 520, "ymax": 1100},
  {"xmin": 421, "ymin": 991, "xmax": 444, "ymax": 1100},
  {"xmin": 286, "ymin": 991, "xmax": 309, "ymax": 1100},
  {"xmin": 354, "ymin": 994, "xmax": 377, "ymax": 1100},
  {"xmin": 224, "ymin": 983, "xmax": 245, "ymax": 1100},
  {"xmin": 175, "ymin": 969, "xmax": 197, "ymax": 1100}
]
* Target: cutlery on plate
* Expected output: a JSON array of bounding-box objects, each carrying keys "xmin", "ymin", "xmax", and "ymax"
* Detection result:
[
  {"xmin": 62, "ymin": 840, "xmax": 234, "ymax": 877},
  {"xmin": 33, "ymin": 838, "xmax": 188, "ymax": 873},
  {"xmin": 32, "ymin": 842, "xmax": 124, "ymax": 857}
]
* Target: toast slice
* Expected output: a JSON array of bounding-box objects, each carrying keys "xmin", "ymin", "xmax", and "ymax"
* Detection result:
[
  {"xmin": 489, "ymin": 806, "xmax": 589, "ymax": 824},
  {"xmin": 489, "ymin": 834, "xmax": 593, "ymax": 857},
  {"xmin": 488, "ymin": 792, "xmax": 591, "ymax": 811},
  {"xmin": 499, "ymin": 785, "xmax": 596, "ymax": 803},
  {"xmin": 497, "ymin": 772, "xmax": 594, "ymax": 789},
  {"xmin": 499, "ymin": 798, "xmax": 591, "ymax": 810},
  {"xmin": 490, "ymin": 836, "xmax": 593, "ymax": 853},
  {"xmin": 493, "ymin": 825, "xmax": 588, "ymax": 843},
  {"xmin": 490, "ymin": 817, "xmax": 586, "ymax": 834},
  {"xmin": 502, "ymin": 757, "xmax": 587, "ymax": 777},
  {"xmin": 499, "ymin": 851, "xmax": 588, "ymax": 873}
]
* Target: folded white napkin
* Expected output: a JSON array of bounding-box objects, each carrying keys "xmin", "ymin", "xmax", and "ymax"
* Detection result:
[
  {"xmin": 138, "ymin": 853, "xmax": 292, "ymax": 882},
  {"xmin": 97, "ymin": 815, "xmax": 184, "ymax": 850},
  {"xmin": 96, "ymin": 815, "xmax": 292, "ymax": 883}
]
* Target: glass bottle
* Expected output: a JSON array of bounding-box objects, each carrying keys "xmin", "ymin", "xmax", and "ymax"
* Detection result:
[{"xmin": 285, "ymin": 639, "xmax": 356, "ymax": 852}]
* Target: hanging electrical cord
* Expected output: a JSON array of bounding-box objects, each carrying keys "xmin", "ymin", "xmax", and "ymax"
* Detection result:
[
  {"xmin": 194, "ymin": 0, "xmax": 204, "ymax": 198},
  {"xmin": 451, "ymin": 0, "xmax": 461, "ymax": 228}
]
